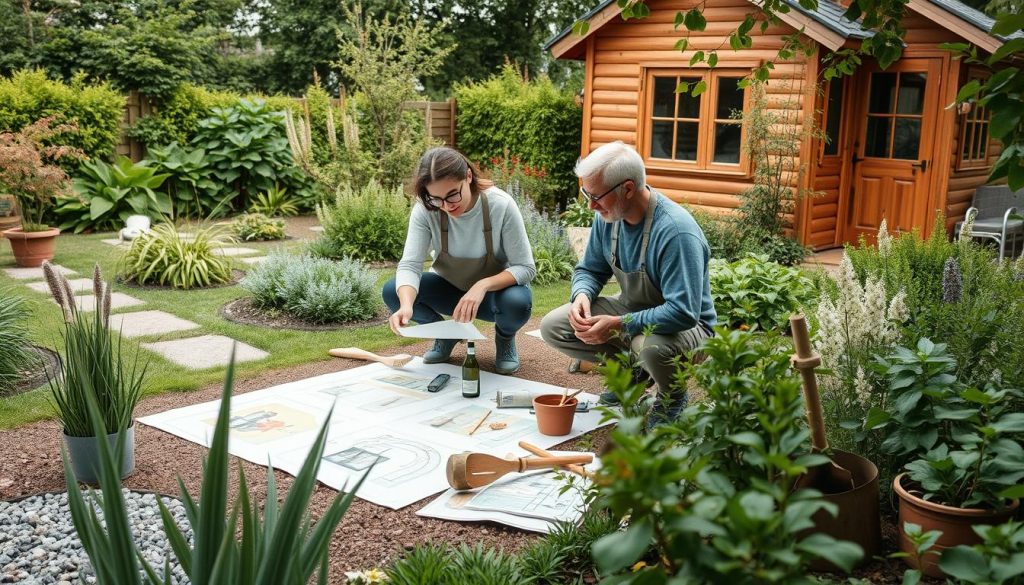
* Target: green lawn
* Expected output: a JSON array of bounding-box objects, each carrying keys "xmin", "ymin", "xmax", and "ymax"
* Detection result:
[{"xmin": 0, "ymin": 226, "xmax": 589, "ymax": 430}]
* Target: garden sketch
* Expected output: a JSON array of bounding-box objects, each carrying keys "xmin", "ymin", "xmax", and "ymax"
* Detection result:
[{"xmin": 139, "ymin": 359, "xmax": 607, "ymax": 509}]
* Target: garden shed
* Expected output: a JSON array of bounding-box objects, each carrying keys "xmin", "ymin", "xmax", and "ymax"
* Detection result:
[{"xmin": 547, "ymin": 0, "xmax": 1008, "ymax": 249}]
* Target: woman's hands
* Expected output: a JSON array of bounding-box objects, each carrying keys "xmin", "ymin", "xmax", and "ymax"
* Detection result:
[
  {"xmin": 452, "ymin": 282, "xmax": 488, "ymax": 323},
  {"xmin": 388, "ymin": 305, "xmax": 414, "ymax": 335}
]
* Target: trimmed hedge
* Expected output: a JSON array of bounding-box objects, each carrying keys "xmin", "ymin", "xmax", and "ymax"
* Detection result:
[
  {"xmin": 454, "ymin": 65, "xmax": 581, "ymax": 210},
  {"xmin": 0, "ymin": 70, "xmax": 125, "ymax": 162},
  {"xmin": 128, "ymin": 82, "xmax": 301, "ymax": 147}
]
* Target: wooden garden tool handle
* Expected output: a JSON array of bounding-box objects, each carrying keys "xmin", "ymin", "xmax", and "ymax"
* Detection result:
[
  {"xmin": 329, "ymin": 347, "xmax": 380, "ymax": 361},
  {"xmin": 789, "ymin": 314, "xmax": 829, "ymax": 452},
  {"xmin": 518, "ymin": 454, "xmax": 593, "ymax": 472},
  {"xmin": 518, "ymin": 441, "xmax": 591, "ymax": 478}
]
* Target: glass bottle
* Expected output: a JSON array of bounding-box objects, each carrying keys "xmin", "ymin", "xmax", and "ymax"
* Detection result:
[{"xmin": 462, "ymin": 341, "xmax": 480, "ymax": 398}]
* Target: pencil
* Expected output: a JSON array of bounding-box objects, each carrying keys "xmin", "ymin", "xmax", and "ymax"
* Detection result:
[{"xmin": 468, "ymin": 409, "xmax": 492, "ymax": 435}]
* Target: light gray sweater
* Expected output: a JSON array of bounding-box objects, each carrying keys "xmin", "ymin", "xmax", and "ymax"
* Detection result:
[{"xmin": 395, "ymin": 187, "xmax": 536, "ymax": 291}]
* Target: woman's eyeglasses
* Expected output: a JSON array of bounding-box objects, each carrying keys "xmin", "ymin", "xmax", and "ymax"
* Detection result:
[
  {"xmin": 579, "ymin": 179, "xmax": 628, "ymax": 203},
  {"xmin": 426, "ymin": 181, "xmax": 465, "ymax": 209}
]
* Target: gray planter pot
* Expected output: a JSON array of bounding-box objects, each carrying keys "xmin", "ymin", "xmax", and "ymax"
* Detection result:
[{"xmin": 63, "ymin": 424, "xmax": 135, "ymax": 484}]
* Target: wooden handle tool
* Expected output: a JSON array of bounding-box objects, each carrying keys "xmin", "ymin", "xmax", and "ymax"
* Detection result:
[
  {"xmin": 790, "ymin": 314, "xmax": 855, "ymax": 494},
  {"xmin": 518, "ymin": 441, "xmax": 592, "ymax": 479},
  {"xmin": 446, "ymin": 452, "xmax": 594, "ymax": 490},
  {"xmin": 328, "ymin": 347, "xmax": 413, "ymax": 368}
]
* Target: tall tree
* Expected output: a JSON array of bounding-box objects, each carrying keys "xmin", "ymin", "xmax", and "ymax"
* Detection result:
[{"xmin": 0, "ymin": 0, "xmax": 34, "ymax": 75}]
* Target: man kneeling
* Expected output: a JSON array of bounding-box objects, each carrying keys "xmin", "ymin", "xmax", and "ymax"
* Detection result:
[{"xmin": 540, "ymin": 142, "xmax": 716, "ymax": 426}]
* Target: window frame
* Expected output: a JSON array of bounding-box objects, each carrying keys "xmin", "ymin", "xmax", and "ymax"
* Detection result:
[
  {"xmin": 639, "ymin": 67, "xmax": 751, "ymax": 175},
  {"xmin": 956, "ymin": 69, "xmax": 992, "ymax": 171},
  {"xmin": 819, "ymin": 75, "xmax": 846, "ymax": 160}
]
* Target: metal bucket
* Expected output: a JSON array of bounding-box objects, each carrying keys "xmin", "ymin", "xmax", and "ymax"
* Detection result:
[
  {"xmin": 63, "ymin": 425, "xmax": 136, "ymax": 485},
  {"xmin": 806, "ymin": 449, "xmax": 881, "ymax": 571}
]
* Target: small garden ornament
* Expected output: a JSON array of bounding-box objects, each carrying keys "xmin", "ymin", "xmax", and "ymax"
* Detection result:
[{"xmin": 119, "ymin": 214, "xmax": 151, "ymax": 241}]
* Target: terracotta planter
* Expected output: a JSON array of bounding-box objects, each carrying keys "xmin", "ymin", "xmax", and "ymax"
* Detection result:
[
  {"xmin": 0, "ymin": 195, "xmax": 19, "ymax": 231},
  {"xmin": 533, "ymin": 394, "xmax": 578, "ymax": 436},
  {"xmin": 2, "ymin": 226, "xmax": 60, "ymax": 267},
  {"xmin": 894, "ymin": 473, "xmax": 1019, "ymax": 577},
  {"xmin": 804, "ymin": 450, "xmax": 881, "ymax": 572}
]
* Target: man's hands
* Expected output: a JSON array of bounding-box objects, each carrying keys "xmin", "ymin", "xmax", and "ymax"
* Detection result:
[
  {"xmin": 452, "ymin": 282, "xmax": 488, "ymax": 323},
  {"xmin": 569, "ymin": 294, "xmax": 621, "ymax": 344},
  {"xmin": 388, "ymin": 305, "xmax": 413, "ymax": 335}
]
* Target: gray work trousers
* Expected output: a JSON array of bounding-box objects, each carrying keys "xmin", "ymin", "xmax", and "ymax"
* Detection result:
[{"xmin": 539, "ymin": 297, "xmax": 710, "ymax": 397}]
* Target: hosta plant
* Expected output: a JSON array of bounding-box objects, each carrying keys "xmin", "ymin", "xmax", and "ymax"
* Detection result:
[
  {"xmin": 57, "ymin": 157, "xmax": 170, "ymax": 233},
  {"xmin": 241, "ymin": 251, "xmax": 380, "ymax": 324},
  {"xmin": 144, "ymin": 142, "xmax": 222, "ymax": 219},
  {"xmin": 118, "ymin": 223, "xmax": 233, "ymax": 289},
  {"xmin": 709, "ymin": 253, "xmax": 815, "ymax": 331},
  {"xmin": 231, "ymin": 213, "xmax": 286, "ymax": 241},
  {"xmin": 64, "ymin": 356, "xmax": 366, "ymax": 584}
]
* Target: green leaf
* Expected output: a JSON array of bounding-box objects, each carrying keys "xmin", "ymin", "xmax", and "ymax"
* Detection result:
[
  {"xmin": 796, "ymin": 533, "xmax": 863, "ymax": 572},
  {"xmin": 727, "ymin": 431, "xmax": 764, "ymax": 449},
  {"xmin": 955, "ymin": 79, "xmax": 982, "ymax": 103},
  {"xmin": 683, "ymin": 8, "xmax": 706, "ymax": 32},
  {"xmin": 707, "ymin": 52, "xmax": 718, "ymax": 68},
  {"xmin": 572, "ymin": 20, "xmax": 589, "ymax": 37},
  {"xmin": 673, "ymin": 38, "xmax": 689, "ymax": 52},
  {"xmin": 991, "ymin": 13, "xmax": 1024, "ymax": 36},
  {"xmin": 738, "ymin": 491, "xmax": 775, "ymax": 521},
  {"xmin": 992, "ymin": 413, "xmax": 1024, "ymax": 433},
  {"xmin": 998, "ymin": 484, "xmax": 1024, "ymax": 499},
  {"xmin": 939, "ymin": 546, "xmax": 990, "ymax": 581},
  {"xmin": 691, "ymin": 79, "xmax": 708, "ymax": 96},
  {"xmin": 89, "ymin": 197, "xmax": 115, "ymax": 220},
  {"xmin": 593, "ymin": 519, "xmax": 654, "ymax": 573},
  {"xmin": 674, "ymin": 11, "xmax": 685, "ymax": 29}
]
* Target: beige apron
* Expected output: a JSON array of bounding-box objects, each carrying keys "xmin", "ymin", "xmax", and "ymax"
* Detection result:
[
  {"xmin": 432, "ymin": 191, "xmax": 507, "ymax": 292},
  {"xmin": 610, "ymin": 193, "xmax": 662, "ymax": 312}
]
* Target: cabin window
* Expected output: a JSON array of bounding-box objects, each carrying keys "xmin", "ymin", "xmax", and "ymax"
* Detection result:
[
  {"xmin": 822, "ymin": 76, "xmax": 844, "ymax": 157},
  {"xmin": 864, "ymin": 71, "xmax": 926, "ymax": 160},
  {"xmin": 957, "ymin": 74, "xmax": 991, "ymax": 170},
  {"xmin": 643, "ymin": 69, "xmax": 748, "ymax": 173}
]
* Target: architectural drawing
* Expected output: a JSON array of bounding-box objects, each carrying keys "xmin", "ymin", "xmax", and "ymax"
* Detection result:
[
  {"xmin": 207, "ymin": 402, "xmax": 317, "ymax": 445},
  {"xmin": 465, "ymin": 471, "xmax": 587, "ymax": 523},
  {"xmin": 421, "ymin": 405, "xmax": 533, "ymax": 444},
  {"xmin": 323, "ymin": 434, "xmax": 441, "ymax": 486}
]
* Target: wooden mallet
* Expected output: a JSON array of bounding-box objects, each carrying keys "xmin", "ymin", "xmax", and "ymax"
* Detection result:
[
  {"xmin": 790, "ymin": 314, "xmax": 855, "ymax": 494},
  {"xmin": 445, "ymin": 452, "xmax": 594, "ymax": 490}
]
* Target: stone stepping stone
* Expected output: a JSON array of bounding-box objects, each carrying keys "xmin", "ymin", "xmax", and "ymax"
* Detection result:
[
  {"xmin": 3, "ymin": 265, "xmax": 76, "ymax": 280},
  {"xmin": 239, "ymin": 256, "xmax": 267, "ymax": 265},
  {"xmin": 141, "ymin": 335, "xmax": 268, "ymax": 370},
  {"xmin": 107, "ymin": 310, "xmax": 200, "ymax": 339},
  {"xmin": 26, "ymin": 278, "xmax": 95, "ymax": 295},
  {"xmin": 58, "ymin": 292, "xmax": 145, "ymax": 313},
  {"xmin": 101, "ymin": 238, "xmax": 129, "ymax": 247},
  {"xmin": 309, "ymin": 226, "xmax": 324, "ymax": 232},
  {"xmin": 213, "ymin": 247, "xmax": 260, "ymax": 257}
]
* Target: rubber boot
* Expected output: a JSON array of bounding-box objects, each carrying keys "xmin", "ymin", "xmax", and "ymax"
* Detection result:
[
  {"xmin": 423, "ymin": 339, "xmax": 459, "ymax": 364},
  {"xmin": 495, "ymin": 333, "xmax": 521, "ymax": 375}
]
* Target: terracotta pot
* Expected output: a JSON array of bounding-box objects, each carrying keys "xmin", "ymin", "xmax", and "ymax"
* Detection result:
[
  {"xmin": 2, "ymin": 226, "xmax": 60, "ymax": 267},
  {"xmin": 893, "ymin": 473, "xmax": 1019, "ymax": 577},
  {"xmin": 805, "ymin": 450, "xmax": 881, "ymax": 572},
  {"xmin": 533, "ymin": 394, "xmax": 578, "ymax": 436}
]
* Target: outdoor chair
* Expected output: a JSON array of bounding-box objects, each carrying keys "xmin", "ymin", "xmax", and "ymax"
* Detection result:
[{"xmin": 953, "ymin": 184, "xmax": 1024, "ymax": 261}]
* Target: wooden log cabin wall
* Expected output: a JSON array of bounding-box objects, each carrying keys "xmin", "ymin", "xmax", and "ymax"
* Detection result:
[{"xmin": 548, "ymin": 0, "xmax": 1007, "ymax": 250}]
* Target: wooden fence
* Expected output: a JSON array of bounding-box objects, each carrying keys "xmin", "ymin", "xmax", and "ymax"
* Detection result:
[{"xmin": 115, "ymin": 94, "xmax": 457, "ymax": 163}]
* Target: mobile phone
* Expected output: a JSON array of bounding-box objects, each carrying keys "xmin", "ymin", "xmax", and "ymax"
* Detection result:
[{"xmin": 427, "ymin": 374, "xmax": 452, "ymax": 393}]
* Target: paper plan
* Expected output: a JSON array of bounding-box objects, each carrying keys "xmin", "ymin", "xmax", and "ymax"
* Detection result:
[
  {"xmin": 397, "ymin": 320, "xmax": 487, "ymax": 341},
  {"xmin": 138, "ymin": 358, "xmax": 607, "ymax": 510}
]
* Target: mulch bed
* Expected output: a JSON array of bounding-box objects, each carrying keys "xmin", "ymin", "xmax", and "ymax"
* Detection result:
[
  {"xmin": 0, "ymin": 345, "xmax": 60, "ymax": 398},
  {"xmin": 220, "ymin": 297, "xmax": 390, "ymax": 331}
]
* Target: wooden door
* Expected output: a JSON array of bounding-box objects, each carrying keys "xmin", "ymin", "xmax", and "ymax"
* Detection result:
[{"xmin": 845, "ymin": 58, "xmax": 942, "ymax": 244}]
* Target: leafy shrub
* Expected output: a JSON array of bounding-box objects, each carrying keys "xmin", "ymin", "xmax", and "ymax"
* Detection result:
[
  {"xmin": 688, "ymin": 206, "xmax": 808, "ymax": 265},
  {"xmin": 560, "ymin": 194, "xmax": 593, "ymax": 228},
  {"xmin": 0, "ymin": 292, "xmax": 39, "ymax": 394},
  {"xmin": 193, "ymin": 99, "xmax": 311, "ymax": 213},
  {"xmin": 940, "ymin": 521, "xmax": 1024, "ymax": 584},
  {"xmin": 0, "ymin": 116, "xmax": 83, "ymax": 230},
  {"xmin": 487, "ymin": 151, "xmax": 559, "ymax": 213},
  {"xmin": 118, "ymin": 223, "xmax": 234, "ymax": 289},
  {"xmin": 593, "ymin": 330, "xmax": 863, "ymax": 581},
  {"xmin": 709, "ymin": 254, "xmax": 816, "ymax": 331},
  {"xmin": 455, "ymin": 65, "xmax": 582, "ymax": 210},
  {"xmin": 502, "ymin": 182, "xmax": 574, "ymax": 286},
  {"xmin": 0, "ymin": 70, "xmax": 124, "ymax": 162},
  {"xmin": 143, "ymin": 142, "xmax": 221, "ymax": 219},
  {"xmin": 314, "ymin": 180, "xmax": 409, "ymax": 262},
  {"xmin": 241, "ymin": 251, "xmax": 380, "ymax": 324},
  {"xmin": 231, "ymin": 213, "xmax": 286, "ymax": 241},
  {"xmin": 56, "ymin": 157, "xmax": 170, "ymax": 233}
]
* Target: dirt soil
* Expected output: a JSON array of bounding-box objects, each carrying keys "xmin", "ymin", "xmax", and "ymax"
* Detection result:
[{"xmin": 0, "ymin": 318, "xmax": 615, "ymax": 580}]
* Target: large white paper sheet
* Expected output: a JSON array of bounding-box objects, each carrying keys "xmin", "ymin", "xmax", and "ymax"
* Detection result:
[
  {"xmin": 138, "ymin": 358, "xmax": 609, "ymax": 510},
  {"xmin": 397, "ymin": 320, "xmax": 487, "ymax": 340}
]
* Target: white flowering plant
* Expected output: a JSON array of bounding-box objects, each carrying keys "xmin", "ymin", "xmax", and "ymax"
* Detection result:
[{"xmin": 345, "ymin": 568, "xmax": 389, "ymax": 584}]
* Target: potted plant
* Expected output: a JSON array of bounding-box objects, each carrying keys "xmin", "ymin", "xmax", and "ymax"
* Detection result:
[
  {"xmin": 44, "ymin": 262, "xmax": 146, "ymax": 483},
  {"xmin": 892, "ymin": 381, "xmax": 1023, "ymax": 576},
  {"xmin": 0, "ymin": 117, "xmax": 84, "ymax": 267},
  {"xmin": 560, "ymin": 193, "xmax": 594, "ymax": 260}
]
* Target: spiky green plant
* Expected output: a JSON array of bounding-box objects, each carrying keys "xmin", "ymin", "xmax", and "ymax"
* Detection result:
[
  {"xmin": 118, "ymin": 223, "xmax": 234, "ymax": 289},
  {"xmin": 46, "ymin": 263, "xmax": 145, "ymax": 437},
  {"xmin": 64, "ymin": 352, "xmax": 367, "ymax": 584},
  {"xmin": 0, "ymin": 291, "xmax": 39, "ymax": 394}
]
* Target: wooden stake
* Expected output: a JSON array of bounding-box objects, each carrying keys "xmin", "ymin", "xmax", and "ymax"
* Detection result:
[
  {"xmin": 558, "ymin": 389, "xmax": 585, "ymax": 406},
  {"xmin": 468, "ymin": 410, "xmax": 491, "ymax": 435}
]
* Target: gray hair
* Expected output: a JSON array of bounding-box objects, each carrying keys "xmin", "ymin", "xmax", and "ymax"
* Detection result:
[{"xmin": 574, "ymin": 141, "xmax": 646, "ymax": 191}]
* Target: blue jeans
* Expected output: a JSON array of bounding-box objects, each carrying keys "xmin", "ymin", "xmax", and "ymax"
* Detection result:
[{"xmin": 382, "ymin": 273, "xmax": 533, "ymax": 338}]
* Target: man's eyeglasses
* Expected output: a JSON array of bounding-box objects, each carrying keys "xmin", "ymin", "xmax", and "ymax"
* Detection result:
[
  {"xmin": 426, "ymin": 182, "xmax": 465, "ymax": 209},
  {"xmin": 579, "ymin": 179, "xmax": 628, "ymax": 203}
]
